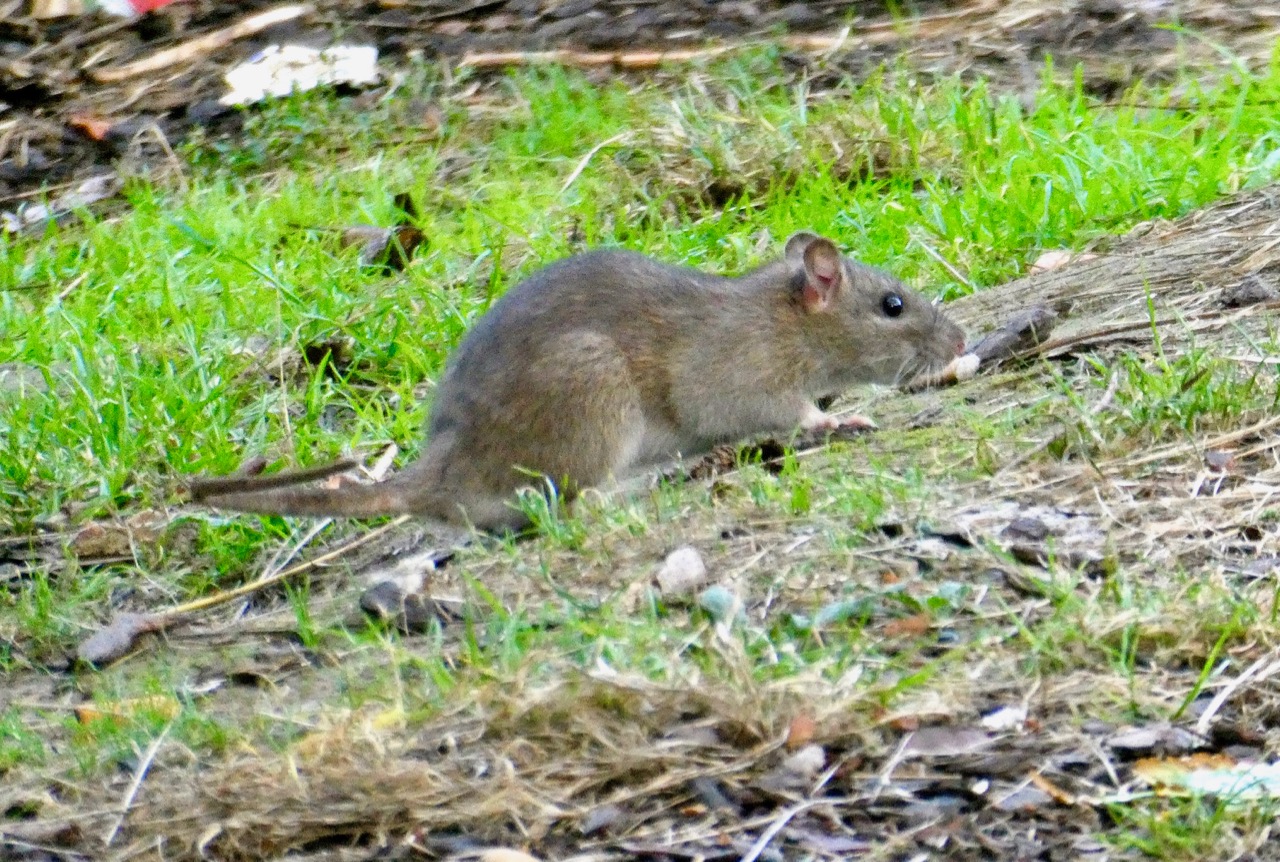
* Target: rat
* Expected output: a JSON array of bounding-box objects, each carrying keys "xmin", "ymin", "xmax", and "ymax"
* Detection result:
[{"xmin": 192, "ymin": 231, "xmax": 966, "ymax": 531}]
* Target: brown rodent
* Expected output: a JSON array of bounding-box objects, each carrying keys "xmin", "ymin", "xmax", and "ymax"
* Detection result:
[{"xmin": 193, "ymin": 232, "xmax": 965, "ymax": 531}]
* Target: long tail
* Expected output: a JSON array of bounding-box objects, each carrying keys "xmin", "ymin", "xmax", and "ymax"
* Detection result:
[{"xmin": 195, "ymin": 476, "xmax": 413, "ymax": 518}]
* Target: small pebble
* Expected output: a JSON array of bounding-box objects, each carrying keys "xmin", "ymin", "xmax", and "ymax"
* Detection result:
[
  {"xmin": 697, "ymin": 584, "xmax": 741, "ymax": 623},
  {"xmin": 782, "ymin": 743, "xmax": 826, "ymax": 777},
  {"xmin": 655, "ymin": 546, "xmax": 708, "ymax": 596}
]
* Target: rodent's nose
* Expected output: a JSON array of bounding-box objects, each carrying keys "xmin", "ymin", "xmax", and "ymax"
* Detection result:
[{"xmin": 955, "ymin": 336, "xmax": 966, "ymax": 356}]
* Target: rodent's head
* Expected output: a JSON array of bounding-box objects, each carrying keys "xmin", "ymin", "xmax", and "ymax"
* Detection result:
[{"xmin": 785, "ymin": 231, "xmax": 966, "ymax": 386}]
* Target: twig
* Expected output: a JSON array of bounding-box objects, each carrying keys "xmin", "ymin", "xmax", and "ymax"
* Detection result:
[
  {"xmin": 160, "ymin": 515, "xmax": 413, "ymax": 620},
  {"xmin": 56, "ymin": 273, "xmax": 88, "ymax": 303},
  {"xmin": 128, "ymin": 121, "xmax": 189, "ymax": 194},
  {"xmin": 79, "ymin": 447, "xmax": 414, "ymax": 664},
  {"xmin": 88, "ymin": 4, "xmax": 314, "ymax": 84},
  {"xmin": 0, "ymin": 176, "xmax": 92, "ymax": 205},
  {"xmin": 910, "ymin": 230, "xmax": 975, "ymax": 293},
  {"xmin": 560, "ymin": 132, "xmax": 629, "ymax": 196},
  {"xmin": 103, "ymin": 722, "xmax": 172, "ymax": 847},
  {"xmin": 261, "ymin": 516, "xmax": 333, "ymax": 587},
  {"xmin": 1195, "ymin": 649, "xmax": 1280, "ymax": 736},
  {"xmin": 1086, "ymin": 735, "xmax": 1122, "ymax": 789},
  {"xmin": 24, "ymin": 16, "xmax": 137, "ymax": 60},
  {"xmin": 873, "ymin": 732, "xmax": 913, "ymax": 799},
  {"xmin": 175, "ymin": 448, "xmax": 402, "ymax": 618},
  {"xmin": 738, "ymin": 798, "xmax": 831, "ymax": 862},
  {"xmin": 1116, "ymin": 413, "xmax": 1280, "ymax": 470},
  {"xmin": 458, "ymin": 7, "xmax": 997, "ymax": 71},
  {"xmin": 460, "ymin": 45, "xmax": 739, "ymax": 70},
  {"xmin": 1026, "ymin": 298, "xmax": 1280, "ymax": 359}
]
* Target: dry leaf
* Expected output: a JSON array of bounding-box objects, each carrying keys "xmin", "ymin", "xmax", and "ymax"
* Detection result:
[
  {"xmin": 1205, "ymin": 450, "xmax": 1236, "ymax": 472},
  {"xmin": 340, "ymin": 225, "xmax": 426, "ymax": 271},
  {"xmin": 221, "ymin": 43, "xmax": 379, "ymax": 107},
  {"xmin": 980, "ymin": 705, "xmax": 1028, "ymax": 732},
  {"xmin": 70, "ymin": 522, "xmax": 132, "ymax": 559},
  {"xmin": 68, "ymin": 114, "xmax": 113, "ymax": 141},
  {"xmin": 580, "ymin": 803, "xmax": 623, "ymax": 836},
  {"xmin": 786, "ymin": 713, "xmax": 817, "ymax": 750},
  {"xmin": 1107, "ymin": 724, "xmax": 1205, "ymax": 756},
  {"xmin": 325, "ymin": 193, "xmax": 425, "ymax": 271},
  {"xmin": 901, "ymin": 725, "xmax": 994, "ymax": 758},
  {"xmin": 77, "ymin": 612, "xmax": 165, "ymax": 665},
  {"xmin": 437, "ymin": 20, "xmax": 469, "ymax": 37},
  {"xmin": 1130, "ymin": 753, "xmax": 1280, "ymax": 802},
  {"xmin": 1029, "ymin": 250, "xmax": 1097, "ymax": 275},
  {"xmin": 888, "ymin": 714, "xmax": 920, "ymax": 732},
  {"xmin": 993, "ymin": 782, "xmax": 1058, "ymax": 811},
  {"xmin": 3, "ymin": 173, "xmax": 123, "ymax": 234},
  {"xmin": 70, "ymin": 510, "xmax": 170, "ymax": 559},
  {"xmin": 76, "ymin": 694, "xmax": 180, "ymax": 724},
  {"xmin": 29, "ymin": 0, "xmax": 88, "ymax": 17},
  {"xmin": 883, "ymin": 614, "xmax": 931, "ymax": 637},
  {"xmin": 1029, "ymin": 772, "xmax": 1076, "ymax": 805},
  {"xmin": 1221, "ymin": 274, "xmax": 1280, "ymax": 308}
]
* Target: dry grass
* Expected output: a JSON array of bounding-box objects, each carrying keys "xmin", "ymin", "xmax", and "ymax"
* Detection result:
[{"xmin": 9, "ymin": 182, "xmax": 1280, "ymax": 862}]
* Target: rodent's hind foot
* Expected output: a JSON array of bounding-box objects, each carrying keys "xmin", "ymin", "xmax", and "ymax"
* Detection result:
[{"xmin": 798, "ymin": 404, "xmax": 839, "ymax": 433}]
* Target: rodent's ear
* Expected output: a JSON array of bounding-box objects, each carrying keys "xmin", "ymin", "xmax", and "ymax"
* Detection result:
[
  {"xmin": 800, "ymin": 238, "xmax": 843, "ymax": 312},
  {"xmin": 784, "ymin": 231, "xmax": 823, "ymax": 261}
]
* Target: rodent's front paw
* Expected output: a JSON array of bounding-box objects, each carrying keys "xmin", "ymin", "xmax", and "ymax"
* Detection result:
[
  {"xmin": 947, "ymin": 353, "xmax": 981, "ymax": 381},
  {"xmin": 799, "ymin": 408, "xmax": 877, "ymax": 441},
  {"xmin": 836, "ymin": 413, "xmax": 877, "ymax": 431}
]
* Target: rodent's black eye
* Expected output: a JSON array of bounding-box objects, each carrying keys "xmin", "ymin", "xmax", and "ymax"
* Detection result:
[{"xmin": 881, "ymin": 293, "xmax": 904, "ymax": 318}]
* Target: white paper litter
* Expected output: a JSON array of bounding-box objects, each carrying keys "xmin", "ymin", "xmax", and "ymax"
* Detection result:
[
  {"xmin": 980, "ymin": 705, "xmax": 1028, "ymax": 732},
  {"xmin": 220, "ymin": 44, "xmax": 379, "ymax": 106},
  {"xmin": 1143, "ymin": 760, "xmax": 1280, "ymax": 801}
]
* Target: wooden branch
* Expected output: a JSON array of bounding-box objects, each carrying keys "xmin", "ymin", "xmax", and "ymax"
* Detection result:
[
  {"xmin": 88, "ymin": 3, "xmax": 314, "ymax": 84},
  {"xmin": 456, "ymin": 7, "xmax": 993, "ymax": 71},
  {"xmin": 459, "ymin": 45, "xmax": 738, "ymax": 70}
]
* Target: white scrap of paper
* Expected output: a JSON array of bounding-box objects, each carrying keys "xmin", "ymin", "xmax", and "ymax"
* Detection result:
[{"xmin": 220, "ymin": 43, "xmax": 379, "ymax": 106}]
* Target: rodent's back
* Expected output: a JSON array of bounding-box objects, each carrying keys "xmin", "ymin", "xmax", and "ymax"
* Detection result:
[
  {"xmin": 463, "ymin": 249, "xmax": 721, "ymax": 346},
  {"xmin": 429, "ymin": 250, "xmax": 721, "ymax": 423}
]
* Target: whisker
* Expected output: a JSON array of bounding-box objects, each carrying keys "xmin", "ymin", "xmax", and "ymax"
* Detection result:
[{"xmin": 891, "ymin": 353, "xmax": 917, "ymax": 388}]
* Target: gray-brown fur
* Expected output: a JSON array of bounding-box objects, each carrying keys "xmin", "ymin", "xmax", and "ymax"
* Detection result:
[{"xmin": 197, "ymin": 232, "xmax": 966, "ymax": 531}]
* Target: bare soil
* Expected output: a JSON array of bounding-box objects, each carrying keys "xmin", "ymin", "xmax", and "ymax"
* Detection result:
[{"xmin": 4, "ymin": 0, "xmax": 1279, "ymax": 206}]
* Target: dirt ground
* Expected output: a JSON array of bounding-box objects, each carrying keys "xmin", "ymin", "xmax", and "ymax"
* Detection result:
[
  {"xmin": 7, "ymin": 2, "xmax": 1280, "ymax": 861},
  {"xmin": 4, "ymin": 0, "xmax": 1279, "ymax": 208}
]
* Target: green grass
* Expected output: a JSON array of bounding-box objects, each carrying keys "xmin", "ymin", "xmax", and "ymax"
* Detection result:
[
  {"xmin": 6, "ymin": 44, "xmax": 1280, "ymax": 858},
  {"xmin": 5, "ymin": 51, "xmax": 1280, "ymax": 530}
]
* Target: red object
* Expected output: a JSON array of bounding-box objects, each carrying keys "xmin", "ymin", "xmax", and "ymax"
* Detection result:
[
  {"xmin": 97, "ymin": 0, "xmax": 179, "ymax": 15},
  {"xmin": 68, "ymin": 115, "xmax": 113, "ymax": 141},
  {"xmin": 131, "ymin": 0, "xmax": 179, "ymax": 10}
]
